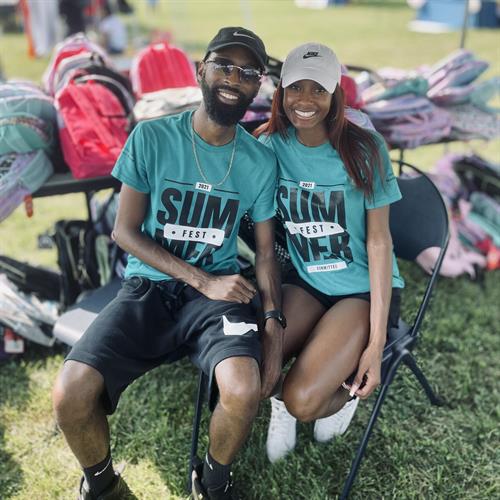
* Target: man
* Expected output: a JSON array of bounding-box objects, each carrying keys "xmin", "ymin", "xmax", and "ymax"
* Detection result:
[{"xmin": 52, "ymin": 27, "xmax": 285, "ymax": 500}]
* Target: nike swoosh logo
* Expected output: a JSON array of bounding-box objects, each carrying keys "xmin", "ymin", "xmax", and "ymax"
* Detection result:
[
  {"xmin": 303, "ymin": 54, "xmax": 321, "ymax": 59},
  {"xmin": 94, "ymin": 456, "xmax": 112, "ymax": 477},
  {"xmin": 233, "ymin": 31, "xmax": 254, "ymax": 39}
]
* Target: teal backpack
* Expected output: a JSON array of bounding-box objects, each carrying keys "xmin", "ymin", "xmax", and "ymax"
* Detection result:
[{"xmin": 0, "ymin": 82, "xmax": 57, "ymax": 155}]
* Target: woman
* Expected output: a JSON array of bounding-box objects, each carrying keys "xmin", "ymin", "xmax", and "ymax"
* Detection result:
[{"xmin": 255, "ymin": 43, "xmax": 404, "ymax": 462}]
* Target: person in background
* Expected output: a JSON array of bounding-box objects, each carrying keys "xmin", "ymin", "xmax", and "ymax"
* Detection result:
[
  {"xmin": 255, "ymin": 42, "xmax": 404, "ymax": 463},
  {"xmin": 20, "ymin": 0, "xmax": 60, "ymax": 57},
  {"xmin": 59, "ymin": 0, "xmax": 87, "ymax": 37},
  {"xmin": 52, "ymin": 27, "xmax": 284, "ymax": 500},
  {"xmin": 98, "ymin": 2, "xmax": 127, "ymax": 55}
]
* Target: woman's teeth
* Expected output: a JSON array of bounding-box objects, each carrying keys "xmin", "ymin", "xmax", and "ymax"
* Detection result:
[{"xmin": 295, "ymin": 110, "xmax": 316, "ymax": 118}]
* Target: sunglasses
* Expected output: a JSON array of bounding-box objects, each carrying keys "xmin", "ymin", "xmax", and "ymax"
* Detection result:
[{"xmin": 205, "ymin": 60, "xmax": 263, "ymax": 84}]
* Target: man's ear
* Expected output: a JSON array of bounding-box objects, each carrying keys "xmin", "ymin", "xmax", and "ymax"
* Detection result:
[{"xmin": 196, "ymin": 61, "xmax": 205, "ymax": 83}]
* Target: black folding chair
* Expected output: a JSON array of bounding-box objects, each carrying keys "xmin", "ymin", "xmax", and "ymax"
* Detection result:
[
  {"xmin": 188, "ymin": 160, "xmax": 450, "ymax": 498},
  {"xmin": 339, "ymin": 160, "xmax": 449, "ymax": 498}
]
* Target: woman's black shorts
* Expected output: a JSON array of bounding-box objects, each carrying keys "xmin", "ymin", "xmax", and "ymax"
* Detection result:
[
  {"xmin": 66, "ymin": 276, "xmax": 261, "ymax": 414},
  {"xmin": 283, "ymin": 268, "xmax": 402, "ymax": 329}
]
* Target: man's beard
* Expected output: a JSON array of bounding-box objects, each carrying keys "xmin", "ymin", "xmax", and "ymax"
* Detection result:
[{"xmin": 200, "ymin": 77, "xmax": 255, "ymax": 127}]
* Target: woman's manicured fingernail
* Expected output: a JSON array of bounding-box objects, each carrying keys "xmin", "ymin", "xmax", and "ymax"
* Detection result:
[{"xmin": 349, "ymin": 384, "xmax": 359, "ymax": 397}]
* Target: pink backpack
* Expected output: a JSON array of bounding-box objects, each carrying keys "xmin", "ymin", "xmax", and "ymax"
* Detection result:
[
  {"xmin": 130, "ymin": 41, "xmax": 197, "ymax": 98},
  {"xmin": 56, "ymin": 80, "xmax": 128, "ymax": 179},
  {"xmin": 43, "ymin": 33, "xmax": 109, "ymax": 96}
]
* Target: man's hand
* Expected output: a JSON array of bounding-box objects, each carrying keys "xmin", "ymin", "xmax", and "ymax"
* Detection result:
[
  {"xmin": 260, "ymin": 319, "xmax": 284, "ymax": 399},
  {"xmin": 197, "ymin": 273, "xmax": 257, "ymax": 303},
  {"xmin": 345, "ymin": 344, "xmax": 383, "ymax": 400}
]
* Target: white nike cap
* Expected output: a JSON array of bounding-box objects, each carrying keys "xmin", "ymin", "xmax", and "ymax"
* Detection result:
[{"xmin": 281, "ymin": 43, "xmax": 341, "ymax": 94}]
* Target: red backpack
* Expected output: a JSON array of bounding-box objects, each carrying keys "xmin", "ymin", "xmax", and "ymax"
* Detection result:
[
  {"xmin": 56, "ymin": 80, "xmax": 128, "ymax": 179},
  {"xmin": 130, "ymin": 41, "xmax": 197, "ymax": 98},
  {"xmin": 43, "ymin": 33, "xmax": 109, "ymax": 96}
]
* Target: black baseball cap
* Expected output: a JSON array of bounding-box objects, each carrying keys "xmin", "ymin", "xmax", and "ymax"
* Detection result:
[{"xmin": 205, "ymin": 27, "xmax": 267, "ymax": 71}]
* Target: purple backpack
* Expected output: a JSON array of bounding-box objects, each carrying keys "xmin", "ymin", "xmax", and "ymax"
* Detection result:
[{"xmin": 0, "ymin": 151, "xmax": 53, "ymax": 222}]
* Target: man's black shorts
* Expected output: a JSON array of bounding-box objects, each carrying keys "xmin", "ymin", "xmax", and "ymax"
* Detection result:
[{"xmin": 66, "ymin": 277, "xmax": 261, "ymax": 414}]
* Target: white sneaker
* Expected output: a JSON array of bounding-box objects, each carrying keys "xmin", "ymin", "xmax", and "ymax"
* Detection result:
[
  {"xmin": 314, "ymin": 397, "xmax": 359, "ymax": 443},
  {"xmin": 266, "ymin": 397, "xmax": 297, "ymax": 463}
]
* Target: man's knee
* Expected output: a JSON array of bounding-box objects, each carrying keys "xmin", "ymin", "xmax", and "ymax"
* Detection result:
[
  {"xmin": 52, "ymin": 360, "xmax": 104, "ymax": 427},
  {"xmin": 216, "ymin": 357, "xmax": 260, "ymax": 417}
]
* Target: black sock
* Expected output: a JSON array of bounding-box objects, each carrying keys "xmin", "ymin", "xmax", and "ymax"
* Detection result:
[
  {"xmin": 202, "ymin": 451, "xmax": 231, "ymax": 490},
  {"xmin": 83, "ymin": 449, "xmax": 115, "ymax": 496}
]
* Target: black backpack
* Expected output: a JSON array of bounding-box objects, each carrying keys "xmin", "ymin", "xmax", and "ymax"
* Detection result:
[{"xmin": 54, "ymin": 219, "xmax": 101, "ymax": 307}]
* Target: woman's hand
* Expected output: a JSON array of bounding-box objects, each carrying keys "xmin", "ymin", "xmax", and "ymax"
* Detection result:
[{"xmin": 347, "ymin": 344, "xmax": 384, "ymax": 399}]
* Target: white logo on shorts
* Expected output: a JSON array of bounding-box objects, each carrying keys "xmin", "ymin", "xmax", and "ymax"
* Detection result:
[{"xmin": 222, "ymin": 316, "xmax": 257, "ymax": 336}]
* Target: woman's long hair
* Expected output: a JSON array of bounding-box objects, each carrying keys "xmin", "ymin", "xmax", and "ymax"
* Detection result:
[{"xmin": 254, "ymin": 83, "xmax": 382, "ymax": 198}]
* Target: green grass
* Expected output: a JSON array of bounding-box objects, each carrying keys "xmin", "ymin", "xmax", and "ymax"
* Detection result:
[
  {"xmin": 1, "ymin": 1, "xmax": 500, "ymax": 498},
  {"xmin": 1, "ymin": 265, "xmax": 499, "ymax": 499}
]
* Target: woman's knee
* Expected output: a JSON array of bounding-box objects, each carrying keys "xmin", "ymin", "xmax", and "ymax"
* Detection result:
[
  {"xmin": 282, "ymin": 380, "xmax": 326, "ymax": 423},
  {"xmin": 52, "ymin": 361, "xmax": 104, "ymax": 425}
]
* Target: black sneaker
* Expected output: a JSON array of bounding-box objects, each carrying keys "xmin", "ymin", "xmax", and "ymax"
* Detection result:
[
  {"xmin": 78, "ymin": 473, "xmax": 137, "ymax": 500},
  {"xmin": 191, "ymin": 458, "xmax": 236, "ymax": 500}
]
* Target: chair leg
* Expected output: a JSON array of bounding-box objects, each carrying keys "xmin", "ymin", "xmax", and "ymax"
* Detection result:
[
  {"xmin": 402, "ymin": 352, "xmax": 445, "ymax": 406},
  {"xmin": 187, "ymin": 370, "xmax": 206, "ymax": 493},
  {"xmin": 340, "ymin": 381, "xmax": 392, "ymax": 500}
]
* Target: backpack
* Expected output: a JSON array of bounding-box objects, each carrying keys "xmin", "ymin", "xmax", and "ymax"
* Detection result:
[
  {"xmin": 130, "ymin": 41, "xmax": 197, "ymax": 97},
  {"xmin": 0, "ymin": 150, "xmax": 53, "ymax": 222},
  {"xmin": 0, "ymin": 255, "xmax": 61, "ymax": 302},
  {"xmin": 51, "ymin": 52, "xmax": 134, "ymax": 113},
  {"xmin": 54, "ymin": 191, "xmax": 118, "ymax": 307},
  {"xmin": 43, "ymin": 33, "xmax": 109, "ymax": 95},
  {"xmin": 54, "ymin": 219, "xmax": 101, "ymax": 307},
  {"xmin": 56, "ymin": 79, "xmax": 129, "ymax": 178},
  {"xmin": 0, "ymin": 85, "xmax": 57, "ymax": 155}
]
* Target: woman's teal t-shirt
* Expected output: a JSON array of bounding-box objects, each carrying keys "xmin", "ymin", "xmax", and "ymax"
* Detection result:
[{"xmin": 259, "ymin": 128, "xmax": 404, "ymax": 295}]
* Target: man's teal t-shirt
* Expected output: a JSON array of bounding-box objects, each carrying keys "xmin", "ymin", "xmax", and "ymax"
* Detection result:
[
  {"xmin": 112, "ymin": 110, "xmax": 277, "ymax": 281},
  {"xmin": 259, "ymin": 128, "xmax": 404, "ymax": 296}
]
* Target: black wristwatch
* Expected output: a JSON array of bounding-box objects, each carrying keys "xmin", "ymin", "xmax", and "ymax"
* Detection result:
[{"xmin": 263, "ymin": 310, "xmax": 287, "ymax": 329}]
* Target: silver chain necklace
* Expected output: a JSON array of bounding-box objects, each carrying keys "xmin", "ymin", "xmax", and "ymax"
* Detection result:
[{"xmin": 190, "ymin": 116, "xmax": 237, "ymax": 187}]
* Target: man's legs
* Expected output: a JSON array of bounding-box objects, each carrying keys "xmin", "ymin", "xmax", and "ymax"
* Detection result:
[
  {"xmin": 53, "ymin": 361, "xmax": 109, "ymax": 466},
  {"xmin": 209, "ymin": 356, "xmax": 261, "ymax": 463},
  {"xmin": 198, "ymin": 356, "xmax": 260, "ymax": 496},
  {"xmin": 53, "ymin": 360, "xmax": 120, "ymax": 496}
]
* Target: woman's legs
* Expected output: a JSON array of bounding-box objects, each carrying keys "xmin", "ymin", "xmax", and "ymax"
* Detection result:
[
  {"xmin": 267, "ymin": 285, "xmax": 370, "ymax": 462},
  {"xmin": 266, "ymin": 284, "xmax": 326, "ymax": 462},
  {"xmin": 282, "ymin": 297, "xmax": 370, "ymax": 422},
  {"xmin": 281, "ymin": 284, "xmax": 326, "ymax": 362}
]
